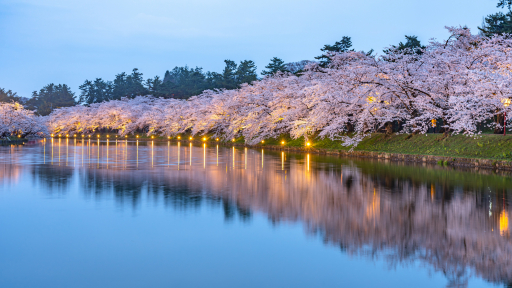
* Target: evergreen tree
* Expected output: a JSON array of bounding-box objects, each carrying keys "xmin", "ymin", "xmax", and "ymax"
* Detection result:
[
  {"xmin": 261, "ymin": 57, "xmax": 287, "ymax": 76},
  {"xmin": 497, "ymin": 0, "xmax": 512, "ymax": 9},
  {"xmin": 79, "ymin": 78, "xmax": 113, "ymax": 104},
  {"xmin": 479, "ymin": 11, "xmax": 512, "ymax": 36},
  {"xmin": 154, "ymin": 66, "xmax": 207, "ymax": 99},
  {"xmin": 235, "ymin": 60, "xmax": 258, "ymax": 84},
  {"xmin": 28, "ymin": 84, "xmax": 76, "ymax": 116},
  {"xmin": 220, "ymin": 60, "xmax": 238, "ymax": 89},
  {"xmin": 112, "ymin": 68, "xmax": 148, "ymax": 100},
  {"xmin": 0, "ymin": 88, "xmax": 21, "ymax": 103},
  {"xmin": 479, "ymin": 0, "xmax": 512, "ymax": 36},
  {"xmin": 384, "ymin": 35, "xmax": 425, "ymax": 55},
  {"xmin": 315, "ymin": 36, "xmax": 353, "ymax": 67}
]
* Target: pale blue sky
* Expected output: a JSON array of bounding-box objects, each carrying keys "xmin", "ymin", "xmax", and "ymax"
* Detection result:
[{"xmin": 0, "ymin": 0, "xmax": 502, "ymax": 97}]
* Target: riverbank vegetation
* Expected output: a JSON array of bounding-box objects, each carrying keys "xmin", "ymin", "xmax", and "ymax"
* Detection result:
[
  {"xmin": 3, "ymin": 27, "xmax": 512, "ymax": 155},
  {"xmin": 3, "ymin": 1, "xmax": 512, "ymax": 156}
]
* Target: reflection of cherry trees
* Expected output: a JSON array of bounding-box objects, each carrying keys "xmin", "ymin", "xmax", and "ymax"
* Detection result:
[{"xmin": 2, "ymin": 141, "xmax": 512, "ymax": 287}]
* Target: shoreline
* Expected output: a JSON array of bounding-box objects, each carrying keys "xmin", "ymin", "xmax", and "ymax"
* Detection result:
[{"xmin": 44, "ymin": 133, "xmax": 512, "ymax": 171}]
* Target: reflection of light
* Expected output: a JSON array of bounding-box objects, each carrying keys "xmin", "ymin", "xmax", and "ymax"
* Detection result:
[
  {"xmin": 261, "ymin": 149, "xmax": 264, "ymax": 168},
  {"xmin": 233, "ymin": 147, "xmax": 235, "ymax": 168},
  {"xmin": 500, "ymin": 210, "xmax": 509, "ymax": 236},
  {"xmin": 190, "ymin": 143, "xmax": 192, "ymax": 165},
  {"xmin": 281, "ymin": 152, "xmax": 284, "ymax": 170},
  {"xmin": 216, "ymin": 145, "xmax": 219, "ymax": 166},
  {"xmin": 366, "ymin": 188, "xmax": 381, "ymax": 221},
  {"xmin": 307, "ymin": 154, "xmax": 310, "ymax": 171},
  {"xmin": 178, "ymin": 142, "xmax": 180, "ymax": 170},
  {"xmin": 431, "ymin": 184, "xmax": 435, "ymax": 201},
  {"xmin": 203, "ymin": 144, "xmax": 206, "ymax": 168}
]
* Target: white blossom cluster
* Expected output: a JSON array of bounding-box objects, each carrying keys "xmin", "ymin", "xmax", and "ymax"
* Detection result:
[
  {"xmin": 0, "ymin": 102, "xmax": 47, "ymax": 139},
  {"xmin": 12, "ymin": 27, "xmax": 512, "ymax": 146}
]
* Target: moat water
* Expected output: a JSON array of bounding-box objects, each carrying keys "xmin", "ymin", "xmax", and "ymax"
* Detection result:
[{"xmin": 1, "ymin": 139, "xmax": 511, "ymax": 288}]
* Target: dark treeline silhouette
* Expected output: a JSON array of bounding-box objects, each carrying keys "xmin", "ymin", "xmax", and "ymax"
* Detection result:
[{"xmin": 78, "ymin": 60, "xmax": 258, "ymax": 104}]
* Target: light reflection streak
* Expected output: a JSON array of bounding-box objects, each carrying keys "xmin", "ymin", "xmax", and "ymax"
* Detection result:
[{"xmin": 177, "ymin": 142, "xmax": 180, "ymax": 170}]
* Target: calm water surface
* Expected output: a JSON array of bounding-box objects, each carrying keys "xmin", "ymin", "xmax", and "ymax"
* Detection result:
[{"xmin": 1, "ymin": 139, "xmax": 511, "ymax": 288}]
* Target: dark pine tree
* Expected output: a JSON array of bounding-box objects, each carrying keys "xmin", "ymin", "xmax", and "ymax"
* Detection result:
[
  {"xmin": 28, "ymin": 84, "xmax": 77, "ymax": 116},
  {"xmin": 261, "ymin": 57, "xmax": 288, "ymax": 76},
  {"xmin": 315, "ymin": 36, "xmax": 353, "ymax": 67}
]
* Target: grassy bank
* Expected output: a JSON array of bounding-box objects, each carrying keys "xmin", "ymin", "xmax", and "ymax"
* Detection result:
[{"xmin": 54, "ymin": 132, "xmax": 512, "ymax": 161}]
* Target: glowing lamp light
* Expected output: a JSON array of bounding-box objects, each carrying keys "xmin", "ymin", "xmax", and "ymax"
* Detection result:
[
  {"xmin": 17, "ymin": 135, "xmax": 21, "ymax": 138},
  {"xmin": 202, "ymin": 137, "xmax": 206, "ymax": 141},
  {"xmin": 107, "ymin": 135, "xmax": 110, "ymax": 138},
  {"xmin": 97, "ymin": 135, "xmax": 100, "ymax": 138},
  {"xmin": 125, "ymin": 135, "xmax": 128, "ymax": 138},
  {"xmin": 136, "ymin": 135, "xmax": 139, "ymax": 138},
  {"xmin": 151, "ymin": 136, "xmax": 154, "ymax": 139},
  {"xmin": 232, "ymin": 138, "xmax": 235, "ymax": 142},
  {"xmin": 306, "ymin": 142, "xmax": 311, "ymax": 147},
  {"xmin": 81, "ymin": 135, "xmax": 84, "ymax": 138},
  {"xmin": 189, "ymin": 137, "xmax": 193, "ymax": 140},
  {"xmin": 88, "ymin": 135, "xmax": 91, "ymax": 138},
  {"xmin": 216, "ymin": 138, "xmax": 219, "ymax": 141},
  {"xmin": 73, "ymin": 134, "xmax": 76, "ymax": 137},
  {"xmin": 281, "ymin": 141, "xmax": 285, "ymax": 145},
  {"xmin": 177, "ymin": 136, "xmax": 181, "ymax": 140},
  {"xmin": 261, "ymin": 140, "xmax": 265, "ymax": 143},
  {"xmin": 168, "ymin": 136, "xmax": 171, "ymax": 139},
  {"xmin": 51, "ymin": 134, "xmax": 54, "ymax": 137}
]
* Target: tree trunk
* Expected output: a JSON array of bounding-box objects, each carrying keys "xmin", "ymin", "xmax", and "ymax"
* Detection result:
[
  {"xmin": 385, "ymin": 122, "xmax": 393, "ymax": 135},
  {"xmin": 494, "ymin": 114, "xmax": 504, "ymax": 134}
]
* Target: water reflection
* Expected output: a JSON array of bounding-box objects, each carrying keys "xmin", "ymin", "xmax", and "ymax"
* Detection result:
[{"xmin": 1, "ymin": 140, "xmax": 512, "ymax": 287}]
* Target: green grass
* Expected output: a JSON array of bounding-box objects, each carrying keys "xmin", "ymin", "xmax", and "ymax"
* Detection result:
[{"xmin": 258, "ymin": 133, "xmax": 512, "ymax": 161}]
